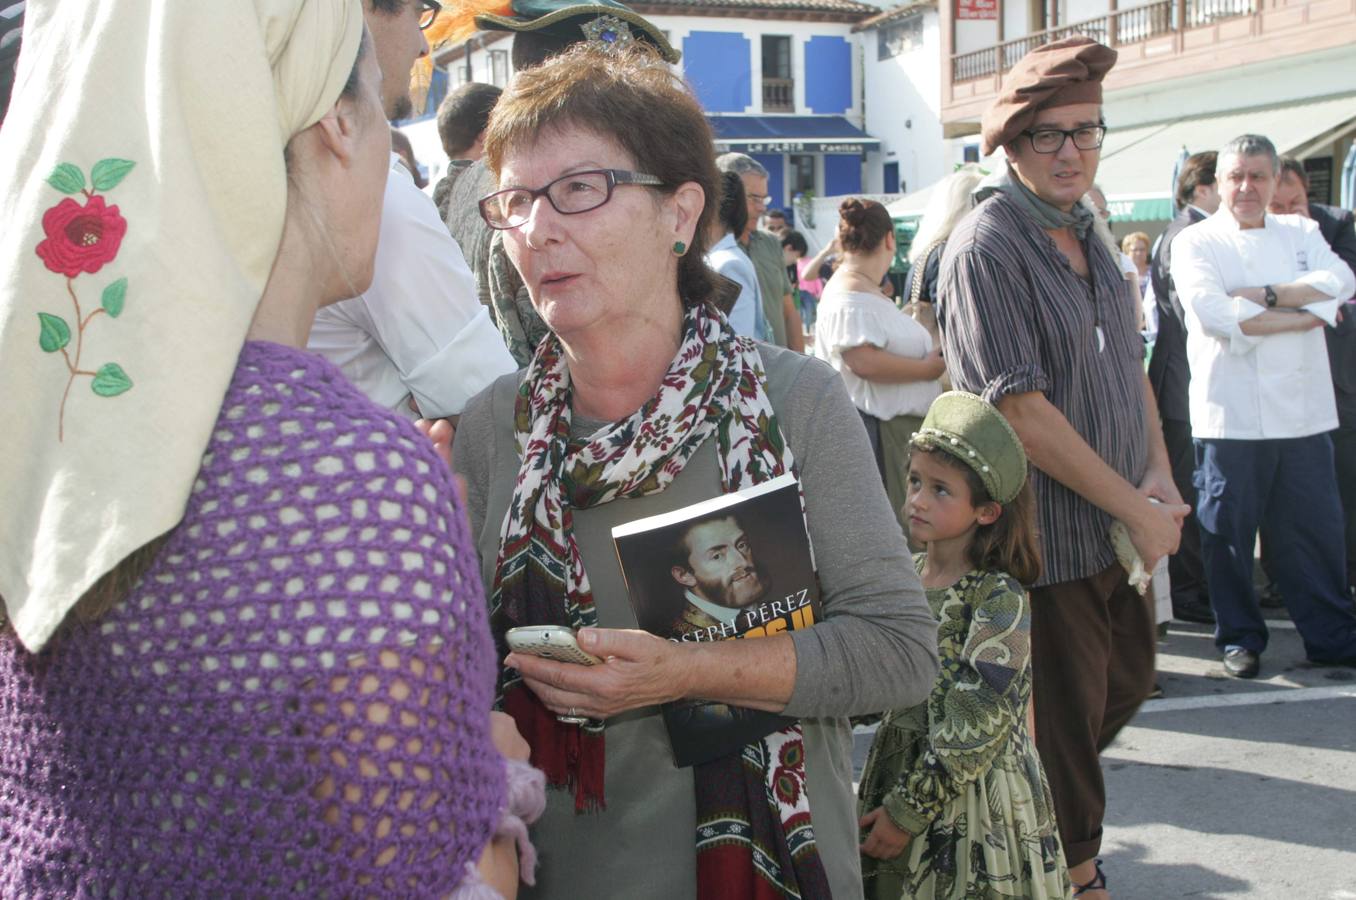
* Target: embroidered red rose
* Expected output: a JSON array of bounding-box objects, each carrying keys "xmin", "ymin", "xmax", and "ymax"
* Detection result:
[
  {"xmin": 35, "ymin": 157, "xmax": 137, "ymax": 441},
  {"xmin": 35, "ymin": 195, "xmax": 128, "ymax": 278}
]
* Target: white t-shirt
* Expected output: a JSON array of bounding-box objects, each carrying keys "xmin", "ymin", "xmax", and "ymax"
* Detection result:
[
  {"xmin": 813, "ymin": 287, "xmax": 941, "ymax": 419},
  {"xmin": 1171, "ymin": 210, "xmax": 1354, "ymax": 440},
  {"xmin": 308, "ymin": 155, "xmax": 516, "ymax": 419}
]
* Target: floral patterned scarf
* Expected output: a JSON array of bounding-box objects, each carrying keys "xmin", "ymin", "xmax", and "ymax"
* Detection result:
[{"xmin": 489, "ymin": 302, "xmax": 831, "ymax": 899}]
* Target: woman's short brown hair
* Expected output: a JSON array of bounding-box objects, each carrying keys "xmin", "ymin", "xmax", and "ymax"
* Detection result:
[{"xmin": 484, "ymin": 45, "xmax": 719, "ymax": 309}]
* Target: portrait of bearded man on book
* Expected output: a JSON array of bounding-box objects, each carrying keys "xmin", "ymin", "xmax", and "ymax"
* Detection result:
[{"xmin": 666, "ymin": 512, "xmax": 771, "ymax": 639}]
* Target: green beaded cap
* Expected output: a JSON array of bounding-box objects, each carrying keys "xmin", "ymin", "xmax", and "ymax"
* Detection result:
[
  {"xmin": 910, "ymin": 391, "xmax": 1027, "ymax": 504},
  {"xmin": 475, "ymin": 0, "xmax": 680, "ymax": 63}
]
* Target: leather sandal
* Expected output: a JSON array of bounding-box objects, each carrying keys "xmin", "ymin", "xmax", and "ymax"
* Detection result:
[{"xmin": 1073, "ymin": 858, "xmax": 1107, "ymax": 896}]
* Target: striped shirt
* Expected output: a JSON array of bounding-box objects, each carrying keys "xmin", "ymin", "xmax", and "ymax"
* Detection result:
[{"xmin": 937, "ymin": 192, "xmax": 1148, "ymax": 586}]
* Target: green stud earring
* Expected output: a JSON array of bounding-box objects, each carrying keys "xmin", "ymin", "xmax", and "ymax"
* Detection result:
[{"xmin": 672, "ymin": 240, "xmax": 687, "ymax": 256}]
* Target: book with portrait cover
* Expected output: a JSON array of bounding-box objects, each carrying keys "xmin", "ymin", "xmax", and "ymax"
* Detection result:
[{"xmin": 610, "ymin": 473, "xmax": 823, "ymax": 768}]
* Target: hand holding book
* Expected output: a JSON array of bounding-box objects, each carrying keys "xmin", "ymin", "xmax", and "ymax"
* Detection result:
[{"xmin": 504, "ymin": 626, "xmax": 796, "ymax": 723}]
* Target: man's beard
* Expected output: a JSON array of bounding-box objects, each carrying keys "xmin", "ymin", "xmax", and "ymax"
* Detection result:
[
  {"xmin": 695, "ymin": 564, "xmax": 768, "ymax": 610},
  {"xmin": 389, "ymin": 94, "xmax": 414, "ymax": 122}
]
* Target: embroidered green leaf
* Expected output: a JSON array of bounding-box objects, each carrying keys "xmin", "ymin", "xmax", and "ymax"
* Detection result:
[
  {"xmin": 101, "ymin": 278, "xmax": 128, "ymax": 318},
  {"xmin": 91, "ymin": 158, "xmax": 136, "ymax": 192},
  {"xmin": 91, "ymin": 362, "xmax": 133, "ymax": 397},
  {"xmin": 46, "ymin": 163, "xmax": 86, "ymax": 195},
  {"xmin": 37, "ymin": 312, "xmax": 71, "ymax": 352}
]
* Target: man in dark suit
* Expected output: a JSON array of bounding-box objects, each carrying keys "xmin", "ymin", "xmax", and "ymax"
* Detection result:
[
  {"xmin": 1272, "ymin": 157, "xmax": 1356, "ymax": 591},
  {"xmin": 1149, "ymin": 151, "xmax": 1220, "ymax": 623}
]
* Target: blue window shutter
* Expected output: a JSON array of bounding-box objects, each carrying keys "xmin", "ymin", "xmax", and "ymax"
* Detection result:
[
  {"xmin": 804, "ymin": 36, "xmax": 851, "ymax": 115},
  {"xmin": 683, "ymin": 32, "xmax": 752, "ymax": 113}
]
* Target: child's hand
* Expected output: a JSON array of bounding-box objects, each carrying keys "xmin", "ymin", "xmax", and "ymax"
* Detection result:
[{"xmin": 859, "ymin": 806, "xmax": 913, "ymax": 860}]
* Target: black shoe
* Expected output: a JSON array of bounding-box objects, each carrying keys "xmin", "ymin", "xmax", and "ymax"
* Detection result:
[
  {"xmin": 1223, "ymin": 648, "xmax": 1260, "ymax": 679},
  {"xmin": 1147, "ymin": 683, "xmax": 1164, "ymax": 699},
  {"xmin": 1172, "ymin": 598, "xmax": 1216, "ymax": 624}
]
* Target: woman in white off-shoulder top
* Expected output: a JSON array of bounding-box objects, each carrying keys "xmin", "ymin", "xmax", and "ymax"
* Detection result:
[{"xmin": 814, "ymin": 198, "xmax": 944, "ymax": 539}]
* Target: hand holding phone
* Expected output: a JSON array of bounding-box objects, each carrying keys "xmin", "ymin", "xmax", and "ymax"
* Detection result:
[
  {"xmin": 505, "ymin": 625, "xmax": 603, "ymax": 667},
  {"xmin": 505, "ymin": 626, "xmax": 602, "ymax": 725}
]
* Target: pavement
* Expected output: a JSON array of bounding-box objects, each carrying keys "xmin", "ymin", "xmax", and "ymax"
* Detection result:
[{"xmin": 852, "ymin": 611, "xmax": 1356, "ymax": 899}]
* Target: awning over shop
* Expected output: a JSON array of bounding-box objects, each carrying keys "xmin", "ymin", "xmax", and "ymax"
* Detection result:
[
  {"xmin": 708, "ymin": 115, "xmax": 881, "ymax": 155},
  {"xmin": 1096, "ymin": 92, "xmax": 1356, "ymax": 222}
]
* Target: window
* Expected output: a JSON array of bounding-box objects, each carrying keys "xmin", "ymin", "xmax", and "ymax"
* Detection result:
[
  {"xmin": 877, "ymin": 14, "xmax": 923, "ymax": 60},
  {"xmin": 762, "ymin": 35, "xmax": 792, "ymax": 79},
  {"xmin": 762, "ymin": 35, "xmax": 794, "ymax": 113},
  {"xmin": 962, "ymin": 144, "xmax": 980, "ymax": 163},
  {"xmin": 790, "ymin": 154, "xmax": 815, "ymax": 198},
  {"xmin": 488, "ymin": 49, "xmax": 509, "ymax": 87}
]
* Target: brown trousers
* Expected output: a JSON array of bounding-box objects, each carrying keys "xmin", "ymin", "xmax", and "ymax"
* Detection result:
[{"xmin": 1030, "ymin": 562, "xmax": 1156, "ymax": 866}]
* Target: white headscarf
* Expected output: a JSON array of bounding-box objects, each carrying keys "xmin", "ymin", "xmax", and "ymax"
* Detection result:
[{"xmin": 0, "ymin": 0, "xmax": 363, "ymax": 651}]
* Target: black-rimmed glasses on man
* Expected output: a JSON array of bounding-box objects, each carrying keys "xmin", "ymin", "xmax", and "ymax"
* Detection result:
[
  {"xmin": 1021, "ymin": 125, "xmax": 1107, "ymax": 154},
  {"xmin": 419, "ymin": 0, "xmax": 441, "ymax": 30},
  {"xmin": 478, "ymin": 169, "xmax": 665, "ymax": 230}
]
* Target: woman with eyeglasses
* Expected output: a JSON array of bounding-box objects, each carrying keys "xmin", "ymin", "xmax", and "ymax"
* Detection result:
[{"xmin": 450, "ymin": 44, "xmax": 939, "ymax": 900}]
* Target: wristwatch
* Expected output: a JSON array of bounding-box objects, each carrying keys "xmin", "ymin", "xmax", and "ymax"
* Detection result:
[{"xmin": 1264, "ymin": 285, "xmax": 1278, "ymax": 308}]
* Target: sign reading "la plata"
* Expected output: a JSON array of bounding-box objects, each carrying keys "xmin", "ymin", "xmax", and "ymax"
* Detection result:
[{"xmin": 726, "ymin": 141, "xmax": 868, "ymax": 155}]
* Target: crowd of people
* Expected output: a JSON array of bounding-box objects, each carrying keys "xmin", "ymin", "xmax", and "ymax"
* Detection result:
[{"xmin": 1, "ymin": 1, "xmax": 1353, "ymax": 899}]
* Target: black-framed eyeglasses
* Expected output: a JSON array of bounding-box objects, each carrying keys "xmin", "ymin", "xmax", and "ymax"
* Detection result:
[
  {"xmin": 1021, "ymin": 125, "xmax": 1107, "ymax": 154},
  {"xmin": 479, "ymin": 169, "xmax": 666, "ymax": 230},
  {"xmin": 419, "ymin": 0, "xmax": 441, "ymax": 30}
]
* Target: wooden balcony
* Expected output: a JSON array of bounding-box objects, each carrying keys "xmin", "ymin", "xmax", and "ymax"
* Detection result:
[
  {"xmin": 943, "ymin": 0, "xmax": 1356, "ymax": 126},
  {"xmin": 763, "ymin": 77, "xmax": 795, "ymax": 113}
]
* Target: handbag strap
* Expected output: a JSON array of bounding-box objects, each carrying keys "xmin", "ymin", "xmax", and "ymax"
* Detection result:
[{"xmin": 909, "ymin": 239, "xmax": 946, "ymax": 307}]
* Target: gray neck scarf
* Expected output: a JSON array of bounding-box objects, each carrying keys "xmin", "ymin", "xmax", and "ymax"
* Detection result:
[{"xmin": 974, "ymin": 164, "xmax": 1096, "ymax": 239}]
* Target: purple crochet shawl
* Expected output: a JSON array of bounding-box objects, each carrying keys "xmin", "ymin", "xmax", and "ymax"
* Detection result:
[{"xmin": 0, "ymin": 341, "xmax": 504, "ymax": 897}]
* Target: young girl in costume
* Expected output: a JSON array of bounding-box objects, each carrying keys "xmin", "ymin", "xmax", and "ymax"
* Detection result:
[{"xmin": 857, "ymin": 391, "xmax": 1071, "ymax": 899}]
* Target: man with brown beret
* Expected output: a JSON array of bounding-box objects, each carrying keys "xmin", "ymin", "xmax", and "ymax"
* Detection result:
[{"xmin": 937, "ymin": 37, "xmax": 1189, "ymax": 897}]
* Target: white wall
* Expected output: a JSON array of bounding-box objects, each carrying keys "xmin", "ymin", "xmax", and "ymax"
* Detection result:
[
  {"xmin": 954, "ymin": 19, "xmax": 998, "ymax": 55},
  {"xmin": 1064, "ymin": 0, "xmax": 1111, "ymax": 26},
  {"xmin": 1106, "ymin": 44, "xmax": 1356, "ymax": 129},
  {"xmin": 1004, "ymin": 0, "xmax": 1032, "ymax": 41},
  {"xmin": 861, "ymin": 8, "xmax": 947, "ymax": 196}
]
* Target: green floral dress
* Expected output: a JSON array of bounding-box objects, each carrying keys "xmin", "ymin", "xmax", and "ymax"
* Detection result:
[{"xmin": 858, "ymin": 558, "xmax": 1070, "ymax": 899}]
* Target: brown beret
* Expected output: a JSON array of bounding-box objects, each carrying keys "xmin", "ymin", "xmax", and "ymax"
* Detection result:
[{"xmin": 981, "ymin": 36, "xmax": 1117, "ymax": 156}]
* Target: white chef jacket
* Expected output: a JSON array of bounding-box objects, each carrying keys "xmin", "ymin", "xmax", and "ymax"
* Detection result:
[
  {"xmin": 308, "ymin": 155, "xmax": 516, "ymax": 419},
  {"xmin": 1171, "ymin": 211, "xmax": 1355, "ymax": 440}
]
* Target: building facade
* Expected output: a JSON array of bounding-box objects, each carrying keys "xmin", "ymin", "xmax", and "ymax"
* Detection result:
[
  {"xmin": 434, "ymin": 0, "xmax": 890, "ymax": 218},
  {"xmin": 935, "ymin": 0, "xmax": 1356, "ymax": 233},
  {"xmin": 856, "ymin": 1, "xmax": 947, "ymax": 197}
]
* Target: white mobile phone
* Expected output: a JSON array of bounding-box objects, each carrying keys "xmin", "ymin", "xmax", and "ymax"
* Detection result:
[{"xmin": 505, "ymin": 625, "xmax": 603, "ymax": 666}]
